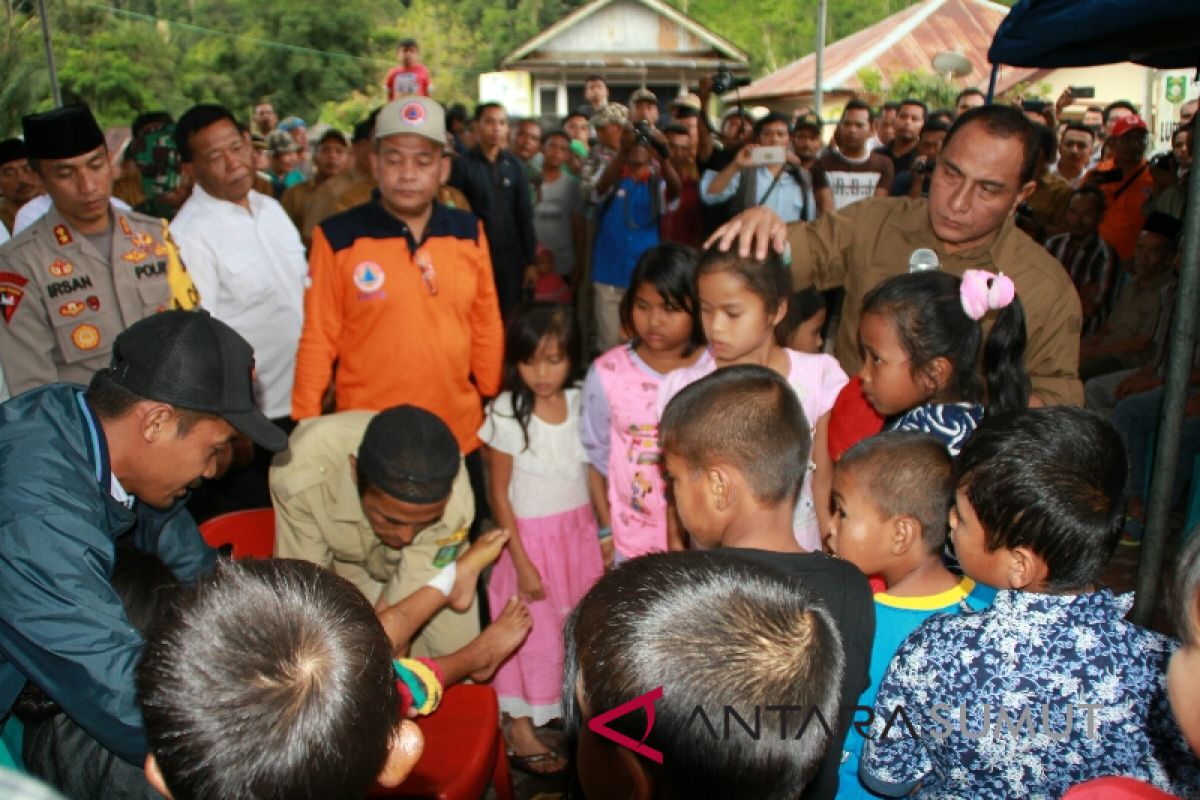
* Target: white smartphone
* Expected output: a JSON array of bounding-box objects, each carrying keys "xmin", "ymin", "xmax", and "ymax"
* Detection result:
[{"xmin": 749, "ymin": 146, "xmax": 786, "ymax": 165}]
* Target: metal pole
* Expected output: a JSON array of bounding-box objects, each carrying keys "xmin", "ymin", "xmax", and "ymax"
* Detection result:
[
  {"xmin": 35, "ymin": 0, "xmax": 62, "ymax": 107},
  {"xmin": 986, "ymin": 64, "xmax": 999, "ymax": 103},
  {"xmin": 814, "ymin": 0, "xmax": 827, "ymax": 120},
  {"xmin": 1133, "ymin": 158, "xmax": 1200, "ymax": 626}
]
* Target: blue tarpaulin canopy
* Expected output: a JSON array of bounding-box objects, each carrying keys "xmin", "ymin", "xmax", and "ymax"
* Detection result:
[
  {"xmin": 989, "ymin": 0, "xmax": 1200, "ymax": 627},
  {"xmin": 988, "ymin": 0, "xmax": 1200, "ymax": 71}
]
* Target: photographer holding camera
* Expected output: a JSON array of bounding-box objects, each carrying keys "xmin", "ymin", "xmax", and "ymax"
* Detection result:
[
  {"xmin": 589, "ymin": 118, "xmax": 681, "ymax": 351},
  {"xmin": 701, "ymin": 111, "xmax": 816, "ymax": 224}
]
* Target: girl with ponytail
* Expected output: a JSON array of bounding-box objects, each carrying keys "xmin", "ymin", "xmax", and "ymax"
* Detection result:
[{"xmin": 855, "ymin": 269, "xmax": 1029, "ymax": 455}]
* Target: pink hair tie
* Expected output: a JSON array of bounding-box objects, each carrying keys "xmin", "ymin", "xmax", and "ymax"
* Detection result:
[{"xmin": 960, "ymin": 269, "xmax": 1015, "ymax": 321}]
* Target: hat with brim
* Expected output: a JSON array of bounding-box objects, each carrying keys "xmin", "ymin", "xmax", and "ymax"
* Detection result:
[
  {"xmin": 108, "ymin": 310, "xmax": 288, "ymax": 453},
  {"xmin": 629, "ymin": 88, "xmax": 658, "ymax": 106},
  {"xmin": 669, "ymin": 93, "xmax": 702, "ymax": 112},
  {"xmin": 793, "ymin": 112, "xmax": 822, "ymax": 132},
  {"xmin": 590, "ymin": 103, "xmax": 629, "ymax": 129},
  {"xmin": 375, "ymin": 96, "xmax": 445, "ymax": 146},
  {"xmin": 23, "ymin": 103, "xmax": 105, "ymax": 161},
  {"xmin": 1111, "ymin": 114, "xmax": 1148, "ymax": 139},
  {"xmin": 265, "ymin": 130, "xmax": 299, "ymax": 155}
]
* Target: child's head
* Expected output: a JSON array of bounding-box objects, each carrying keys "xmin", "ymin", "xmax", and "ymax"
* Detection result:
[
  {"xmin": 564, "ymin": 550, "xmax": 844, "ymax": 800},
  {"xmin": 138, "ymin": 558, "xmax": 420, "ymax": 800},
  {"xmin": 1170, "ymin": 532, "xmax": 1200, "ymax": 754},
  {"xmin": 504, "ymin": 300, "xmax": 578, "ymax": 396},
  {"xmin": 660, "ymin": 365, "xmax": 809, "ymax": 548},
  {"xmin": 858, "ymin": 270, "xmax": 1029, "ymax": 417},
  {"xmin": 774, "ymin": 286, "xmax": 826, "ymax": 353},
  {"xmin": 951, "ymin": 407, "xmax": 1126, "ymax": 593},
  {"xmin": 619, "ymin": 243, "xmax": 705, "ymax": 357},
  {"xmin": 828, "ymin": 431, "xmax": 953, "ymax": 577},
  {"xmin": 696, "ymin": 247, "xmax": 791, "ymax": 365}
]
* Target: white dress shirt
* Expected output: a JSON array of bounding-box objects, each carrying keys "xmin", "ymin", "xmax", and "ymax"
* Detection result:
[
  {"xmin": 13, "ymin": 196, "xmax": 132, "ymax": 235},
  {"xmin": 170, "ymin": 186, "xmax": 306, "ymax": 419}
]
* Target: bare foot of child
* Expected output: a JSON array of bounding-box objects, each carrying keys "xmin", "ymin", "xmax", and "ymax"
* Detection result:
[
  {"xmin": 447, "ymin": 529, "xmax": 510, "ymax": 612},
  {"xmin": 468, "ymin": 596, "xmax": 532, "ymax": 682}
]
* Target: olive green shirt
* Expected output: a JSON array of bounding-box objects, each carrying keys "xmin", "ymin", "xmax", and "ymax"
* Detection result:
[{"xmin": 787, "ymin": 196, "xmax": 1084, "ymax": 406}]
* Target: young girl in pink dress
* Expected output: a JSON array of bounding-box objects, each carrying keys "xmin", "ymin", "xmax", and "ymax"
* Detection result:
[
  {"xmin": 658, "ymin": 249, "xmax": 847, "ymax": 550},
  {"xmin": 481, "ymin": 302, "xmax": 604, "ymax": 776},
  {"xmin": 581, "ymin": 244, "xmax": 709, "ymax": 562}
]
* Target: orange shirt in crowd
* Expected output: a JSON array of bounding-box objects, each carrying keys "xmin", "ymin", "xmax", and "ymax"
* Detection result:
[
  {"xmin": 1087, "ymin": 158, "xmax": 1153, "ymax": 260},
  {"xmin": 292, "ymin": 200, "xmax": 504, "ymax": 453}
]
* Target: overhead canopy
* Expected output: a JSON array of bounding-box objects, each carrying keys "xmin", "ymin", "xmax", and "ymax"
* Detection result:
[{"xmin": 988, "ymin": 0, "xmax": 1200, "ymax": 70}]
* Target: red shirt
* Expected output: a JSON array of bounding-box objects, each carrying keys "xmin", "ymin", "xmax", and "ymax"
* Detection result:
[{"xmin": 386, "ymin": 63, "xmax": 431, "ymax": 98}]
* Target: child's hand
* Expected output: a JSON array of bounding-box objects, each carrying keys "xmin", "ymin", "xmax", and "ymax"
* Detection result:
[
  {"xmin": 516, "ymin": 562, "xmax": 545, "ymax": 601},
  {"xmin": 600, "ymin": 538, "xmax": 615, "ymax": 571}
]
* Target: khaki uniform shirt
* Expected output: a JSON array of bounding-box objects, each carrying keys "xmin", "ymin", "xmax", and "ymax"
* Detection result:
[
  {"xmin": 787, "ymin": 196, "xmax": 1083, "ymax": 406},
  {"xmin": 280, "ymin": 177, "xmax": 321, "ymax": 234},
  {"xmin": 0, "ymin": 205, "xmax": 200, "ymax": 395},
  {"xmin": 270, "ymin": 410, "xmax": 480, "ymax": 657},
  {"xmin": 1097, "ymin": 270, "xmax": 1173, "ymax": 369},
  {"xmin": 302, "ymin": 170, "xmax": 376, "ymax": 243}
]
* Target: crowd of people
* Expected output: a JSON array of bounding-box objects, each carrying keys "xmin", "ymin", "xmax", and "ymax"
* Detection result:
[{"xmin": 0, "ymin": 36, "xmax": 1199, "ymax": 799}]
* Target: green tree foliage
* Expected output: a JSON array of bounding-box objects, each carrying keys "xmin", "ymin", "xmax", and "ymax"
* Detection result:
[{"xmin": 0, "ymin": 0, "xmax": 1017, "ymax": 136}]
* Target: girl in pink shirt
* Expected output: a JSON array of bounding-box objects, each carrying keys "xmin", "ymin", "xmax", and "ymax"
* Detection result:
[
  {"xmin": 581, "ymin": 244, "xmax": 708, "ymax": 562},
  {"xmin": 658, "ymin": 249, "xmax": 847, "ymax": 550}
]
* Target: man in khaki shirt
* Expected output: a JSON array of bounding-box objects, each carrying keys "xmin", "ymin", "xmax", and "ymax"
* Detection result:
[
  {"xmin": 271, "ymin": 406, "xmax": 481, "ymax": 657},
  {"xmin": 710, "ymin": 105, "xmax": 1083, "ymax": 407}
]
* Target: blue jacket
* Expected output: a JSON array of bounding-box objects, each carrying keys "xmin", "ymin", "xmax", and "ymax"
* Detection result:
[{"xmin": 0, "ymin": 385, "xmax": 216, "ymax": 764}]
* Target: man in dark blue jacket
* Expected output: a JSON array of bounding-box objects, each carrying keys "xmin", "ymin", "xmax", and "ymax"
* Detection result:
[{"xmin": 0, "ymin": 309, "xmax": 286, "ymax": 767}]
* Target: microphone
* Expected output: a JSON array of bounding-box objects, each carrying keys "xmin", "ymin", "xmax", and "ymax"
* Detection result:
[{"xmin": 908, "ymin": 248, "xmax": 940, "ymax": 273}]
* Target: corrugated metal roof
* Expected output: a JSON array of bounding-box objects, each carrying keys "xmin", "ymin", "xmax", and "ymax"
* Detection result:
[{"xmin": 737, "ymin": 0, "xmax": 1040, "ymax": 102}]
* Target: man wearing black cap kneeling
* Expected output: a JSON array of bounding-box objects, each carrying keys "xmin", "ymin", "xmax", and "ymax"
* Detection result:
[
  {"xmin": 0, "ymin": 103, "xmax": 200, "ymax": 397},
  {"xmin": 0, "ymin": 309, "xmax": 288, "ymax": 770},
  {"xmin": 272, "ymin": 405, "xmax": 484, "ymax": 658}
]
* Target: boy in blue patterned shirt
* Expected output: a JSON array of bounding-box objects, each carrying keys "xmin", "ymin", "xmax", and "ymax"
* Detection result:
[
  {"xmin": 861, "ymin": 407, "xmax": 1200, "ymax": 798},
  {"xmin": 826, "ymin": 431, "xmax": 995, "ymax": 799}
]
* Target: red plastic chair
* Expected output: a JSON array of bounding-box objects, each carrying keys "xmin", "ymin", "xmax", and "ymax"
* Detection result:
[
  {"xmin": 372, "ymin": 683, "xmax": 513, "ymax": 800},
  {"xmin": 197, "ymin": 508, "xmax": 276, "ymax": 560}
]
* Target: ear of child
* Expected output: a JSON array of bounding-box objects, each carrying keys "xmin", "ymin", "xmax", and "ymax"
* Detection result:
[
  {"xmin": 917, "ymin": 356, "xmax": 953, "ymax": 401},
  {"xmin": 144, "ymin": 754, "xmax": 171, "ymax": 799},
  {"xmin": 377, "ymin": 720, "xmax": 425, "ymax": 788}
]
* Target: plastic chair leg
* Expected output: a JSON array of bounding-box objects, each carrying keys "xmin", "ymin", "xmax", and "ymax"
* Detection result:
[{"xmin": 490, "ymin": 730, "xmax": 514, "ymax": 800}]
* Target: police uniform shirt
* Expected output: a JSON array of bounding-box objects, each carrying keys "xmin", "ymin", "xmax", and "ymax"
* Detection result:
[{"xmin": 0, "ymin": 203, "xmax": 199, "ymax": 395}]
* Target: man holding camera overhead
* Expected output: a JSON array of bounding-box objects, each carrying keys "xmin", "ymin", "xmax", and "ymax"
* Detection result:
[
  {"xmin": 589, "ymin": 116, "xmax": 681, "ymax": 351},
  {"xmin": 700, "ymin": 111, "xmax": 816, "ymax": 224}
]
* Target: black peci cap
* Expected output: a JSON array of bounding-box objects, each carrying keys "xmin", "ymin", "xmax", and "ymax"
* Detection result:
[
  {"xmin": 357, "ymin": 406, "xmax": 460, "ymax": 504},
  {"xmin": 0, "ymin": 138, "xmax": 26, "ymax": 167},
  {"xmin": 107, "ymin": 310, "xmax": 288, "ymax": 452},
  {"xmin": 22, "ymin": 103, "xmax": 106, "ymax": 161}
]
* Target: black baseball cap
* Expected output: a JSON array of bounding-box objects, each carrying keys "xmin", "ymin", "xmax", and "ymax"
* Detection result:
[{"xmin": 108, "ymin": 310, "xmax": 288, "ymax": 452}]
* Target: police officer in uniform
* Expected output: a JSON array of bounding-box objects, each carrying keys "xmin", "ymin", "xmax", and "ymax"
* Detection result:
[{"xmin": 0, "ymin": 103, "xmax": 199, "ymax": 397}]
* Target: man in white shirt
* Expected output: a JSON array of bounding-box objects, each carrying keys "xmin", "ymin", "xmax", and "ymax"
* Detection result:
[{"xmin": 170, "ymin": 104, "xmax": 306, "ymax": 445}]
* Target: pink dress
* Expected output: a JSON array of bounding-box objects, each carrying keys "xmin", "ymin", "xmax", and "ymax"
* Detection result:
[
  {"xmin": 582, "ymin": 345, "xmax": 715, "ymax": 559},
  {"xmin": 479, "ymin": 389, "xmax": 602, "ymax": 725},
  {"xmin": 657, "ymin": 349, "xmax": 848, "ymax": 550}
]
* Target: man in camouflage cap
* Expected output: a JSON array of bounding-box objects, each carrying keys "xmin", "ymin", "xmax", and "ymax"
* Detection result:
[{"xmin": 130, "ymin": 124, "xmax": 190, "ymax": 220}]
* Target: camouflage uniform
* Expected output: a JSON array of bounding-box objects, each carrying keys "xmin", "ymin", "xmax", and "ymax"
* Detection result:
[{"xmin": 130, "ymin": 125, "xmax": 184, "ymax": 220}]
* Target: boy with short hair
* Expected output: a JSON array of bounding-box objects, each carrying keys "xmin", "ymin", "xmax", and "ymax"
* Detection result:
[
  {"xmin": 565, "ymin": 550, "xmax": 845, "ymax": 800},
  {"xmin": 659, "ymin": 364, "xmax": 874, "ymax": 799},
  {"xmin": 137, "ymin": 559, "xmax": 425, "ymax": 799},
  {"xmin": 826, "ymin": 431, "xmax": 994, "ymax": 799},
  {"xmin": 385, "ymin": 38, "xmax": 430, "ymax": 99},
  {"xmin": 861, "ymin": 407, "xmax": 1200, "ymax": 797}
]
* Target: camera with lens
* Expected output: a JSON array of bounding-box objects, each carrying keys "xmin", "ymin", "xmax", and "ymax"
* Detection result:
[
  {"xmin": 711, "ymin": 68, "xmax": 751, "ymax": 95},
  {"xmin": 631, "ymin": 120, "xmax": 669, "ymax": 160}
]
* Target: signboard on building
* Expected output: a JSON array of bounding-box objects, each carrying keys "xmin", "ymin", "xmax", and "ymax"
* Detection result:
[{"xmin": 479, "ymin": 71, "xmax": 533, "ymax": 117}]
